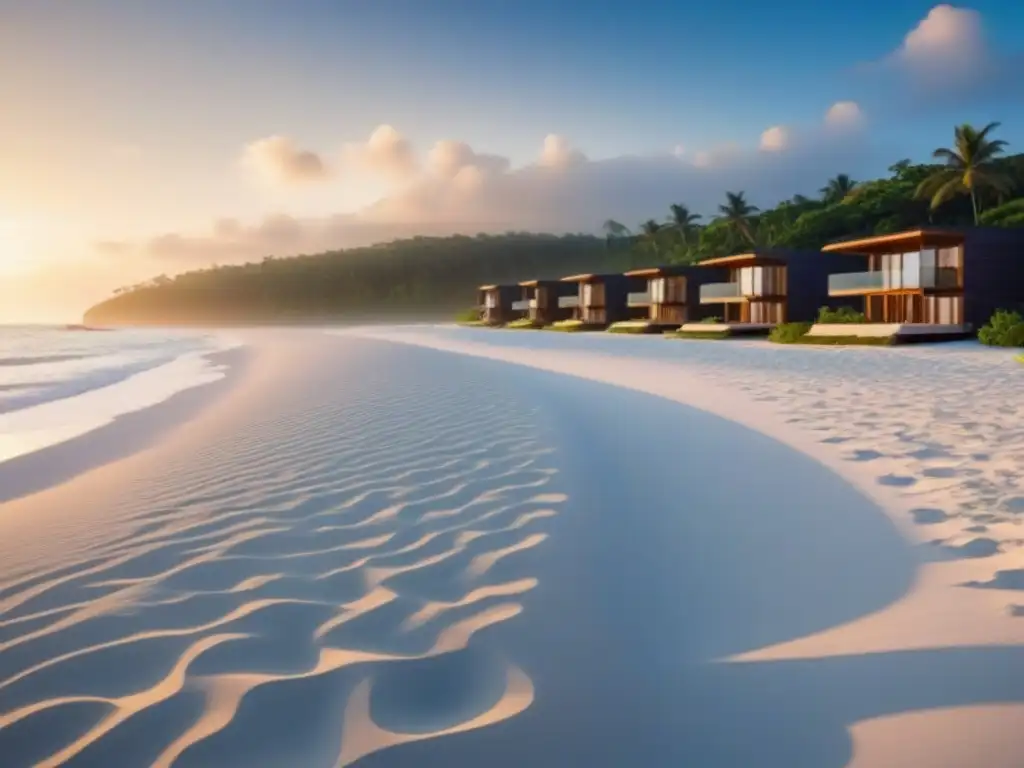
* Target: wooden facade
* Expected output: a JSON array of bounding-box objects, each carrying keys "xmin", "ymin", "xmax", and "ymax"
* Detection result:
[
  {"xmin": 514, "ymin": 280, "xmax": 577, "ymax": 325},
  {"xmin": 696, "ymin": 249, "xmax": 863, "ymax": 324},
  {"xmin": 559, "ymin": 273, "xmax": 637, "ymax": 327},
  {"xmin": 623, "ymin": 264, "xmax": 730, "ymax": 327},
  {"xmin": 477, "ymin": 284, "xmax": 519, "ymax": 325},
  {"xmin": 822, "ymin": 227, "xmax": 1024, "ymax": 328}
]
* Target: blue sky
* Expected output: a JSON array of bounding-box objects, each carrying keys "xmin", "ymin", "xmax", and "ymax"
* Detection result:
[{"xmin": 0, "ymin": 0, "xmax": 1022, "ymax": 319}]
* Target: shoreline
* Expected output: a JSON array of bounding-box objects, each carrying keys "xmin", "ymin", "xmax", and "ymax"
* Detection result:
[{"xmin": 0, "ymin": 346, "xmax": 251, "ymax": 508}]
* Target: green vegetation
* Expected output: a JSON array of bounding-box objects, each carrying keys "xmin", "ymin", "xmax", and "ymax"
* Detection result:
[
  {"xmin": 699, "ymin": 316, "xmax": 723, "ymax": 324},
  {"xmin": 455, "ymin": 307, "xmax": 481, "ymax": 323},
  {"xmin": 816, "ymin": 306, "xmax": 868, "ymax": 324},
  {"xmin": 547, "ymin": 319, "xmax": 589, "ymax": 332},
  {"xmin": 607, "ymin": 320, "xmax": 655, "ymax": 334},
  {"xmin": 505, "ymin": 317, "xmax": 543, "ymax": 329},
  {"xmin": 795, "ymin": 335, "xmax": 896, "ymax": 346},
  {"xmin": 769, "ymin": 322, "xmax": 813, "ymax": 343},
  {"xmin": 978, "ymin": 310, "xmax": 1024, "ymax": 347},
  {"xmin": 668, "ymin": 329, "xmax": 731, "ymax": 340},
  {"xmin": 84, "ymin": 122, "xmax": 1024, "ymax": 326}
]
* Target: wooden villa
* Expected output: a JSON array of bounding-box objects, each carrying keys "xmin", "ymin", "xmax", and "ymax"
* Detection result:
[
  {"xmin": 555, "ymin": 272, "xmax": 637, "ymax": 329},
  {"xmin": 510, "ymin": 279, "xmax": 578, "ymax": 327},
  {"xmin": 477, "ymin": 284, "xmax": 519, "ymax": 326},
  {"xmin": 617, "ymin": 264, "xmax": 731, "ymax": 331},
  {"xmin": 680, "ymin": 249, "xmax": 863, "ymax": 335},
  {"xmin": 806, "ymin": 227, "xmax": 1024, "ymax": 342}
]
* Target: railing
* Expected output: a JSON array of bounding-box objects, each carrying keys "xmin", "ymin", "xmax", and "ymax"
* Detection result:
[
  {"xmin": 699, "ymin": 282, "xmax": 742, "ymax": 301},
  {"xmin": 829, "ymin": 267, "xmax": 961, "ymax": 294},
  {"xmin": 627, "ymin": 291, "xmax": 652, "ymax": 306},
  {"xmin": 511, "ymin": 299, "xmax": 531, "ymax": 311},
  {"xmin": 828, "ymin": 271, "xmax": 887, "ymax": 293},
  {"xmin": 558, "ymin": 295, "xmax": 580, "ymax": 308}
]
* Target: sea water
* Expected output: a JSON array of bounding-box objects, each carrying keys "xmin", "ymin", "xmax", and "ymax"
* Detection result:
[{"xmin": 0, "ymin": 326, "xmax": 240, "ymax": 465}]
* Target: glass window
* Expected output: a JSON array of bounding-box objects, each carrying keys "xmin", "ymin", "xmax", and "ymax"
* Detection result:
[
  {"xmin": 651, "ymin": 278, "xmax": 665, "ymax": 303},
  {"xmin": 902, "ymin": 250, "xmax": 921, "ymax": 289}
]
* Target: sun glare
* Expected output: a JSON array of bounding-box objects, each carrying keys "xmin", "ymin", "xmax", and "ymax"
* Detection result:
[{"xmin": 0, "ymin": 219, "xmax": 38, "ymax": 275}]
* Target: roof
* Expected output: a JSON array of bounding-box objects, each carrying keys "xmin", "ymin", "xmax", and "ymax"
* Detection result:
[
  {"xmin": 822, "ymin": 228, "xmax": 966, "ymax": 253},
  {"xmin": 518, "ymin": 279, "xmax": 562, "ymax": 287},
  {"xmin": 478, "ymin": 284, "xmax": 498, "ymax": 291},
  {"xmin": 560, "ymin": 272, "xmax": 621, "ymax": 282},
  {"xmin": 623, "ymin": 264, "xmax": 695, "ymax": 277},
  {"xmin": 697, "ymin": 253, "xmax": 786, "ymax": 267}
]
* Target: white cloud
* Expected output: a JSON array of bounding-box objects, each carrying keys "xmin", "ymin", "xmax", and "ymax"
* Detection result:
[
  {"xmin": 241, "ymin": 135, "xmax": 331, "ymax": 183},
  {"xmin": 342, "ymin": 124, "xmax": 418, "ymax": 181},
  {"xmin": 824, "ymin": 101, "xmax": 865, "ymax": 130},
  {"xmin": 537, "ymin": 134, "xmax": 586, "ymax": 169},
  {"xmin": 759, "ymin": 126, "xmax": 790, "ymax": 152},
  {"xmin": 859, "ymin": 4, "xmax": 1020, "ymax": 106},
  {"xmin": 98, "ymin": 103, "xmax": 875, "ymax": 274}
]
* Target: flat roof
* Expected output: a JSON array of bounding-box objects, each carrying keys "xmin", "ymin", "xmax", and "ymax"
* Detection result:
[
  {"xmin": 698, "ymin": 253, "xmax": 785, "ymax": 267},
  {"xmin": 822, "ymin": 228, "xmax": 966, "ymax": 253},
  {"xmin": 623, "ymin": 265, "xmax": 693, "ymax": 277},
  {"xmin": 560, "ymin": 272, "xmax": 619, "ymax": 282},
  {"xmin": 478, "ymin": 284, "xmax": 498, "ymax": 290},
  {"xmin": 518, "ymin": 279, "xmax": 561, "ymax": 287}
]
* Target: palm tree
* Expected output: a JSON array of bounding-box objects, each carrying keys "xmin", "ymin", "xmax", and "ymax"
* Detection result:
[
  {"xmin": 717, "ymin": 191, "xmax": 759, "ymax": 245},
  {"xmin": 661, "ymin": 203, "xmax": 702, "ymax": 247},
  {"xmin": 915, "ymin": 122, "xmax": 1012, "ymax": 224},
  {"xmin": 888, "ymin": 159, "xmax": 913, "ymax": 178},
  {"xmin": 602, "ymin": 219, "xmax": 632, "ymax": 256},
  {"xmin": 820, "ymin": 174, "xmax": 857, "ymax": 204},
  {"xmin": 639, "ymin": 219, "xmax": 663, "ymax": 257}
]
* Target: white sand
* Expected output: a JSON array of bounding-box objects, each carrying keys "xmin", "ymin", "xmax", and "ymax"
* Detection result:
[
  {"xmin": 337, "ymin": 325, "xmax": 1024, "ymax": 766},
  {"xmin": 1, "ymin": 326, "xmax": 1022, "ymax": 766}
]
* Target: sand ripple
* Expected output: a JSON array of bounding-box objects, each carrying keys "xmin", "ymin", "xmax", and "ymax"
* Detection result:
[{"xmin": 0, "ymin": 342, "xmax": 566, "ymax": 766}]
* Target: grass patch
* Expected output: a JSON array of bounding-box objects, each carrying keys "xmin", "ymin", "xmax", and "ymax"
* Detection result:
[
  {"xmin": 667, "ymin": 329, "xmax": 731, "ymax": 340},
  {"xmin": 505, "ymin": 318, "xmax": 543, "ymax": 329},
  {"xmin": 1017, "ymin": 354, "xmax": 1024, "ymax": 364},
  {"xmin": 547, "ymin": 319, "xmax": 589, "ymax": 332},
  {"xmin": 796, "ymin": 334, "xmax": 896, "ymax": 346},
  {"xmin": 456, "ymin": 320, "xmax": 490, "ymax": 327},
  {"xmin": 607, "ymin": 320, "xmax": 655, "ymax": 334},
  {"xmin": 768, "ymin": 322, "xmax": 812, "ymax": 344}
]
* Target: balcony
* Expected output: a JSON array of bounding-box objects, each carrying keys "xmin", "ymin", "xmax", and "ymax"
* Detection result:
[
  {"xmin": 558, "ymin": 295, "xmax": 580, "ymax": 309},
  {"xmin": 699, "ymin": 282, "xmax": 742, "ymax": 302},
  {"xmin": 828, "ymin": 271, "xmax": 887, "ymax": 294},
  {"xmin": 627, "ymin": 291, "xmax": 652, "ymax": 307},
  {"xmin": 829, "ymin": 267, "xmax": 961, "ymax": 295}
]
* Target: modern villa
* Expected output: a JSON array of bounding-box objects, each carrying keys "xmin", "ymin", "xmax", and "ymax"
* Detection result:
[
  {"xmin": 511, "ymin": 279, "xmax": 578, "ymax": 326},
  {"xmin": 557, "ymin": 272, "xmax": 636, "ymax": 329},
  {"xmin": 805, "ymin": 227, "xmax": 1024, "ymax": 341},
  {"xmin": 681, "ymin": 249, "xmax": 863, "ymax": 335},
  {"xmin": 618, "ymin": 264, "xmax": 731, "ymax": 331},
  {"xmin": 477, "ymin": 284, "xmax": 519, "ymax": 325}
]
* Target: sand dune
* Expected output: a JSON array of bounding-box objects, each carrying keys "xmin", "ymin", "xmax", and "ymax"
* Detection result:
[
  {"xmin": 4, "ymin": 327, "xmax": 1024, "ymax": 766},
  {"xmin": 0, "ymin": 336, "xmax": 566, "ymax": 766},
  {"xmin": 338, "ymin": 326, "xmax": 1024, "ymax": 767}
]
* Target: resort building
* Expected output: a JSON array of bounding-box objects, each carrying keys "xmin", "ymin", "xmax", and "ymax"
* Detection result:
[
  {"xmin": 477, "ymin": 284, "xmax": 519, "ymax": 325},
  {"xmin": 683, "ymin": 249, "xmax": 863, "ymax": 334},
  {"xmin": 511, "ymin": 279, "xmax": 578, "ymax": 326},
  {"xmin": 808, "ymin": 227, "xmax": 1024, "ymax": 340},
  {"xmin": 619, "ymin": 264, "xmax": 730, "ymax": 331},
  {"xmin": 558, "ymin": 272, "xmax": 636, "ymax": 329}
]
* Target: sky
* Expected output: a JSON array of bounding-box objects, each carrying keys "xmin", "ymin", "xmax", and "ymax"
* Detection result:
[{"xmin": 1, "ymin": 0, "xmax": 1022, "ymax": 322}]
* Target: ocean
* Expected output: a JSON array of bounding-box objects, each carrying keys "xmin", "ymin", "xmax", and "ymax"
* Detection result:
[{"xmin": 0, "ymin": 326, "xmax": 240, "ymax": 466}]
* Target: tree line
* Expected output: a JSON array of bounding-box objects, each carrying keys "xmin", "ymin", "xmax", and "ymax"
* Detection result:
[{"xmin": 86, "ymin": 122, "xmax": 1024, "ymax": 326}]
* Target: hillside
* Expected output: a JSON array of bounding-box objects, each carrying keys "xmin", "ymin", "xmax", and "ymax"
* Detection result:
[{"xmin": 84, "ymin": 150, "xmax": 1024, "ymax": 326}]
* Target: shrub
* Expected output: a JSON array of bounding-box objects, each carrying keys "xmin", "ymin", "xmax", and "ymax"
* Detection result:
[
  {"xmin": 978, "ymin": 309, "xmax": 1024, "ymax": 347},
  {"xmin": 817, "ymin": 306, "xmax": 867, "ymax": 324},
  {"xmin": 769, "ymin": 322, "xmax": 812, "ymax": 344},
  {"xmin": 455, "ymin": 307, "xmax": 481, "ymax": 323},
  {"xmin": 699, "ymin": 316, "xmax": 722, "ymax": 324}
]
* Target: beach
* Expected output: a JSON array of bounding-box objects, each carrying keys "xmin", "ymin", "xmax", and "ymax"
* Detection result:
[{"xmin": 2, "ymin": 327, "xmax": 1024, "ymax": 766}]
